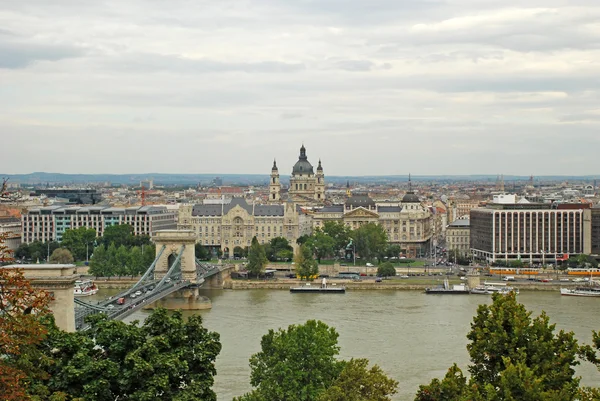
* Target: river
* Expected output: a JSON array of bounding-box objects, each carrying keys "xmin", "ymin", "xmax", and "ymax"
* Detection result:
[{"xmin": 91, "ymin": 289, "xmax": 600, "ymax": 401}]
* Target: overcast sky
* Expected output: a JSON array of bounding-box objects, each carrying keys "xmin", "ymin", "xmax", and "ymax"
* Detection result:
[{"xmin": 2, "ymin": 0, "xmax": 600, "ymax": 176}]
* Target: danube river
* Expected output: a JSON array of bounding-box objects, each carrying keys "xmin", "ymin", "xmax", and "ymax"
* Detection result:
[{"xmin": 92, "ymin": 289, "xmax": 600, "ymax": 400}]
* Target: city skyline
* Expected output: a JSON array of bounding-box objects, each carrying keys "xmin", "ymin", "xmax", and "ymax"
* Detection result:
[{"xmin": 2, "ymin": 1, "xmax": 600, "ymax": 175}]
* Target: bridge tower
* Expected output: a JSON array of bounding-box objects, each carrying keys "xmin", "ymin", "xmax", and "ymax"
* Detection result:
[{"xmin": 154, "ymin": 230, "xmax": 197, "ymax": 281}]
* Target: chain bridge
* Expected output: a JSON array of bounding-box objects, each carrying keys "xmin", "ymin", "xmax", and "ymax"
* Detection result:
[{"xmin": 74, "ymin": 230, "xmax": 231, "ymax": 331}]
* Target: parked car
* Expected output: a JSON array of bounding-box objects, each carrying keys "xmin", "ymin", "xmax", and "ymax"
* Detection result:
[{"xmin": 366, "ymin": 263, "xmax": 374, "ymax": 267}]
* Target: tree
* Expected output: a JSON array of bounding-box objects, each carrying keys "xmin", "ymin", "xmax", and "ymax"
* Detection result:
[
  {"xmin": 352, "ymin": 223, "xmax": 388, "ymax": 262},
  {"xmin": 0, "ymin": 268, "xmax": 53, "ymax": 400},
  {"xmin": 318, "ymin": 358, "xmax": 398, "ymax": 401},
  {"xmin": 127, "ymin": 246, "xmax": 144, "ymax": 276},
  {"xmin": 195, "ymin": 243, "xmax": 210, "ymax": 260},
  {"xmin": 31, "ymin": 308, "xmax": 221, "ymax": 401},
  {"xmin": 295, "ymin": 244, "xmax": 319, "ymax": 280},
  {"xmin": 247, "ymin": 237, "xmax": 268, "ymax": 278},
  {"xmin": 61, "ymin": 226, "xmax": 96, "ymax": 261},
  {"xmin": 89, "ymin": 244, "xmax": 108, "ymax": 276},
  {"xmin": 234, "ymin": 246, "xmax": 245, "ymax": 258},
  {"xmin": 15, "ymin": 241, "xmax": 60, "ymax": 262},
  {"xmin": 235, "ymin": 320, "xmax": 344, "ymax": 401},
  {"xmin": 384, "ymin": 244, "xmax": 402, "ymax": 259},
  {"xmin": 377, "ymin": 262, "xmax": 396, "ymax": 277},
  {"xmin": 322, "ymin": 221, "xmax": 351, "ymax": 255},
  {"xmin": 415, "ymin": 293, "xmax": 581, "ymax": 401},
  {"xmin": 49, "ymin": 248, "xmax": 74, "ymax": 264},
  {"xmin": 115, "ymin": 245, "xmax": 130, "ymax": 275},
  {"xmin": 306, "ymin": 229, "xmax": 336, "ymax": 263},
  {"xmin": 100, "ymin": 224, "xmax": 134, "ymax": 248},
  {"xmin": 415, "ymin": 364, "xmax": 467, "ymax": 401},
  {"xmin": 266, "ymin": 237, "xmax": 294, "ymax": 261}
]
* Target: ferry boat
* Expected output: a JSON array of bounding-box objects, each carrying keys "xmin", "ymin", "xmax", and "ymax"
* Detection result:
[
  {"xmin": 560, "ymin": 286, "xmax": 600, "ymax": 297},
  {"xmin": 290, "ymin": 282, "xmax": 346, "ymax": 294},
  {"xmin": 425, "ymin": 278, "xmax": 470, "ymax": 295},
  {"xmin": 74, "ymin": 279, "xmax": 98, "ymax": 297},
  {"xmin": 471, "ymin": 282, "xmax": 519, "ymax": 295}
]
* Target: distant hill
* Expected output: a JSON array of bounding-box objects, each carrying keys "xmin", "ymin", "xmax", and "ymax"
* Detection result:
[{"xmin": 1, "ymin": 172, "xmax": 599, "ymax": 187}]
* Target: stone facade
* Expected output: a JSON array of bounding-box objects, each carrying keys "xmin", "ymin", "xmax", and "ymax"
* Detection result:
[
  {"xmin": 312, "ymin": 194, "xmax": 433, "ymax": 257},
  {"xmin": 178, "ymin": 198, "xmax": 301, "ymax": 256},
  {"xmin": 446, "ymin": 218, "xmax": 470, "ymax": 257}
]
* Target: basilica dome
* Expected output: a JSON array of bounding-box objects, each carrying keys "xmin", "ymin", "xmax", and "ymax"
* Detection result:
[{"xmin": 292, "ymin": 145, "xmax": 314, "ymax": 175}]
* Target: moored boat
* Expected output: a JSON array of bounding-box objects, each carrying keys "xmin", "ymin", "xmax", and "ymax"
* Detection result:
[
  {"xmin": 74, "ymin": 279, "xmax": 98, "ymax": 297},
  {"xmin": 290, "ymin": 282, "xmax": 345, "ymax": 293},
  {"xmin": 425, "ymin": 278, "xmax": 470, "ymax": 295},
  {"xmin": 560, "ymin": 286, "xmax": 600, "ymax": 297},
  {"xmin": 471, "ymin": 282, "xmax": 519, "ymax": 295}
]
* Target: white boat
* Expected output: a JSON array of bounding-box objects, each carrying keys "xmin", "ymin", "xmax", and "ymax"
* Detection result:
[
  {"xmin": 74, "ymin": 279, "xmax": 98, "ymax": 297},
  {"xmin": 560, "ymin": 286, "xmax": 600, "ymax": 297},
  {"xmin": 471, "ymin": 282, "xmax": 519, "ymax": 295}
]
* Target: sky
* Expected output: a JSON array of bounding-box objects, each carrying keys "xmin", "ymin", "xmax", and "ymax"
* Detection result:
[{"xmin": 2, "ymin": 0, "xmax": 600, "ymax": 176}]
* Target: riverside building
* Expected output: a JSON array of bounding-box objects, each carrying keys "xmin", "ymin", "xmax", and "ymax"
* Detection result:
[
  {"xmin": 470, "ymin": 203, "xmax": 592, "ymax": 263},
  {"xmin": 21, "ymin": 206, "xmax": 177, "ymax": 243}
]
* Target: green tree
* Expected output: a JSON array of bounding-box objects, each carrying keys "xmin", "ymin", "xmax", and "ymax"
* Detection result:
[
  {"xmin": 32, "ymin": 308, "xmax": 221, "ymax": 401},
  {"xmin": 247, "ymin": 237, "xmax": 268, "ymax": 278},
  {"xmin": 195, "ymin": 243, "xmax": 210, "ymax": 260},
  {"xmin": 142, "ymin": 243, "xmax": 156, "ymax": 268},
  {"xmin": 106, "ymin": 243, "xmax": 119, "ymax": 277},
  {"xmin": 306, "ymin": 229, "xmax": 336, "ymax": 263},
  {"xmin": 415, "ymin": 364, "xmax": 467, "ymax": 401},
  {"xmin": 115, "ymin": 245, "xmax": 130, "ymax": 275},
  {"xmin": 234, "ymin": 246, "xmax": 245, "ymax": 258},
  {"xmin": 296, "ymin": 234, "xmax": 311, "ymax": 246},
  {"xmin": 61, "ymin": 227, "xmax": 96, "ymax": 261},
  {"xmin": 127, "ymin": 246, "xmax": 144, "ymax": 276},
  {"xmin": 16, "ymin": 241, "xmax": 60, "ymax": 262},
  {"xmin": 89, "ymin": 244, "xmax": 108, "ymax": 276},
  {"xmin": 100, "ymin": 224, "xmax": 134, "ymax": 248},
  {"xmin": 322, "ymin": 221, "xmax": 351, "ymax": 255},
  {"xmin": 352, "ymin": 223, "xmax": 388, "ymax": 262},
  {"xmin": 318, "ymin": 358, "xmax": 398, "ymax": 401},
  {"xmin": 295, "ymin": 244, "xmax": 319, "ymax": 280},
  {"xmin": 49, "ymin": 248, "xmax": 74, "ymax": 264},
  {"xmin": 377, "ymin": 262, "xmax": 396, "ymax": 277},
  {"xmin": 415, "ymin": 293, "xmax": 581, "ymax": 401},
  {"xmin": 235, "ymin": 320, "xmax": 344, "ymax": 401},
  {"xmin": 384, "ymin": 244, "xmax": 402, "ymax": 259},
  {"xmin": 266, "ymin": 237, "xmax": 294, "ymax": 261}
]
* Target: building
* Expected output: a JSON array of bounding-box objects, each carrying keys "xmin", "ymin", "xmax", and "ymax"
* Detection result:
[
  {"xmin": 32, "ymin": 189, "xmax": 102, "ymax": 205},
  {"xmin": 446, "ymin": 218, "xmax": 470, "ymax": 257},
  {"xmin": 470, "ymin": 203, "xmax": 592, "ymax": 263},
  {"xmin": 177, "ymin": 198, "xmax": 303, "ymax": 257},
  {"xmin": 269, "ymin": 160, "xmax": 281, "ymax": 203},
  {"xmin": 592, "ymin": 207, "xmax": 600, "ymax": 256},
  {"xmin": 0, "ymin": 216, "xmax": 22, "ymax": 253},
  {"xmin": 22, "ymin": 205, "xmax": 177, "ymax": 243},
  {"xmin": 286, "ymin": 145, "xmax": 325, "ymax": 205},
  {"xmin": 311, "ymin": 190, "xmax": 433, "ymax": 257}
]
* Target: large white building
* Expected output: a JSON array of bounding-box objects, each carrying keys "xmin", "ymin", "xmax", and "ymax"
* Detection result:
[{"xmin": 21, "ymin": 205, "xmax": 177, "ymax": 243}]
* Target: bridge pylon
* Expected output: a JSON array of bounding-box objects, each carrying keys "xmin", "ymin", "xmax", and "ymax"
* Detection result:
[{"xmin": 154, "ymin": 230, "xmax": 197, "ymax": 283}]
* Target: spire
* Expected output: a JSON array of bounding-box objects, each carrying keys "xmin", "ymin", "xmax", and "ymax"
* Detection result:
[
  {"xmin": 408, "ymin": 173, "xmax": 412, "ymax": 192},
  {"xmin": 317, "ymin": 159, "xmax": 323, "ymax": 171},
  {"xmin": 299, "ymin": 144, "xmax": 307, "ymax": 160},
  {"xmin": 272, "ymin": 159, "xmax": 278, "ymax": 171}
]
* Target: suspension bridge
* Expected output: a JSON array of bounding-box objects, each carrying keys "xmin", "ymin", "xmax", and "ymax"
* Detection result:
[{"xmin": 72, "ymin": 230, "xmax": 232, "ymax": 330}]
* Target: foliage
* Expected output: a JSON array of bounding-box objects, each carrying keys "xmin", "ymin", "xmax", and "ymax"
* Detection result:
[
  {"xmin": 48, "ymin": 248, "xmax": 74, "ymax": 264},
  {"xmin": 295, "ymin": 244, "xmax": 319, "ymax": 280},
  {"xmin": 265, "ymin": 237, "xmax": 294, "ymax": 261},
  {"xmin": 352, "ymin": 223, "xmax": 388, "ymax": 262},
  {"xmin": 195, "ymin": 243, "xmax": 211, "ymax": 260},
  {"xmin": 306, "ymin": 229, "xmax": 336, "ymax": 263},
  {"xmin": 235, "ymin": 320, "xmax": 344, "ymax": 401},
  {"xmin": 0, "ymin": 232, "xmax": 14, "ymax": 264},
  {"xmin": 61, "ymin": 226, "xmax": 96, "ymax": 261},
  {"xmin": 0, "ymin": 268, "xmax": 52, "ymax": 400},
  {"xmin": 384, "ymin": 244, "xmax": 402, "ymax": 259},
  {"xmin": 247, "ymin": 237, "xmax": 268, "ymax": 277},
  {"xmin": 89, "ymin": 244, "xmax": 155, "ymax": 277},
  {"xmin": 15, "ymin": 241, "xmax": 60, "ymax": 262},
  {"xmin": 317, "ymin": 358, "xmax": 398, "ymax": 401},
  {"xmin": 377, "ymin": 262, "xmax": 396, "ymax": 277},
  {"xmin": 448, "ymin": 249, "xmax": 470, "ymax": 266},
  {"xmin": 509, "ymin": 259, "xmax": 524, "ymax": 268},
  {"xmin": 415, "ymin": 293, "xmax": 581, "ymax": 401},
  {"xmin": 99, "ymin": 223, "xmax": 133, "ymax": 247},
  {"xmin": 321, "ymin": 221, "xmax": 351, "ymax": 254},
  {"xmin": 296, "ymin": 234, "xmax": 311, "ymax": 246},
  {"xmin": 415, "ymin": 364, "xmax": 467, "ymax": 401},
  {"xmin": 31, "ymin": 308, "xmax": 221, "ymax": 401},
  {"xmin": 571, "ymin": 254, "xmax": 598, "ymax": 269}
]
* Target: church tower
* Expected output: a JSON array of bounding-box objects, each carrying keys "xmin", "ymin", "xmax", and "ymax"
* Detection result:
[
  {"xmin": 269, "ymin": 159, "xmax": 281, "ymax": 203},
  {"xmin": 315, "ymin": 159, "xmax": 325, "ymax": 201}
]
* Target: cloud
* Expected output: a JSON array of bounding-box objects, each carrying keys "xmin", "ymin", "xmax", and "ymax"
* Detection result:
[{"xmin": 1, "ymin": 0, "xmax": 600, "ymax": 175}]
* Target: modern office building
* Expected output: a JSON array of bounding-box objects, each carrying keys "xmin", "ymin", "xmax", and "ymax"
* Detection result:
[
  {"xmin": 592, "ymin": 207, "xmax": 600, "ymax": 256},
  {"xmin": 446, "ymin": 218, "xmax": 470, "ymax": 257},
  {"xmin": 470, "ymin": 203, "xmax": 592, "ymax": 263},
  {"xmin": 31, "ymin": 189, "xmax": 103, "ymax": 205},
  {"xmin": 22, "ymin": 206, "xmax": 177, "ymax": 243}
]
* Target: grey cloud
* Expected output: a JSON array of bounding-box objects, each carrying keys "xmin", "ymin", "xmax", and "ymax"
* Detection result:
[
  {"xmin": 559, "ymin": 112, "xmax": 600, "ymax": 123},
  {"xmin": 0, "ymin": 40, "xmax": 84, "ymax": 69},
  {"xmin": 111, "ymin": 53, "xmax": 305, "ymax": 74},
  {"xmin": 334, "ymin": 59, "xmax": 375, "ymax": 72}
]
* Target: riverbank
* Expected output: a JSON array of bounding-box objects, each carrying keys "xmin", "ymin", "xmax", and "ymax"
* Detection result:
[{"xmin": 225, "ymin": 279, "xmax": 565, "ymax": 291}]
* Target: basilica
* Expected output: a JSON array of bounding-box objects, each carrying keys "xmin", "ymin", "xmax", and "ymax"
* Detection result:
[{"xmin": 269, "ymin": 144, "xmax": 325, "ymax": 205}]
